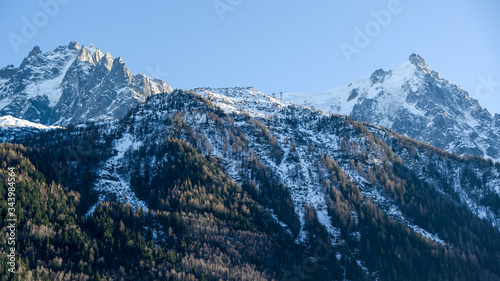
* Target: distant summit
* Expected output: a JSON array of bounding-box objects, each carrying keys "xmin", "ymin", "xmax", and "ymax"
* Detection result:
[
  {"xmin": 408, "ymin": 53, "xmax": 428, "ymax": 68},
  {"xmin": 283, "ymin": 54, "xmax": 500, "ymax": 161},
  {"xmin": 0, "ymin": 41, "xmax": 173, "ymax": 126}
]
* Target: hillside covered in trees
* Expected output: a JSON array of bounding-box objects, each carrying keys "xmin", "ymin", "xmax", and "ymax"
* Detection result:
[{"xmin": 0, "ymin": 88, "xmax": 500, "ymax": 280}]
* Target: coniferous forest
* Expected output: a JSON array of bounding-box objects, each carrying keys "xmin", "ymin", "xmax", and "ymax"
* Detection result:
[{"xmin": 0, "ymin": 89, "xmax": 500, "ymax": 280}]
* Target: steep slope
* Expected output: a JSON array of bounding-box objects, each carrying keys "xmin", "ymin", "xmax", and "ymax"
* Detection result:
[
  {"xmin": 283, "ymin": 54, "xmax": 500, "ymax": 161},
  {"xmin": 48, "ymin": 87, "xmax": 498, "ymax": 280},
  {"xmin": 0, "ymin": 140, "xmax": 310, "ymax": 280},
  {"xmin": 0, "ymin": 42, "xmax": 172, "ymax": 126},
  {"xmin": 7, "ymin": 86, "xmax": 500, "ymax": 280}
]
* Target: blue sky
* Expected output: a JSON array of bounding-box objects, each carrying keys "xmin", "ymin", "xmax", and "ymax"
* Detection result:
[{"xmin": 1, "ymin": 0, "xmax": 500, "ymax": 113}]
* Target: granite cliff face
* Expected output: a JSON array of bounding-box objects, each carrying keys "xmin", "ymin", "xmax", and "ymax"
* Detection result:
[
  {"xmin": 0, "ymin": 41, "xmax": 172, "ymax": 126},
  {"xmin": 283, "ymin": 54, "xmax": 500, "ymax": 161}
]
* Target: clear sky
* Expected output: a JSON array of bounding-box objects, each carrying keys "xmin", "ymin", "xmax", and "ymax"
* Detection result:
[{"xmin": 1, "ymin": 0, "xmax": 500, "ymax": 114}]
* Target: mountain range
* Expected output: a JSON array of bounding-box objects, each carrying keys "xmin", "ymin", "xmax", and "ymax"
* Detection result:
[
  {"xmin": 0, "ymin": 42, "xmax": 499, "ymax": 281},
  {"xmin": 0, "ymin": 42, "xmax": 172, "ymax": 126}
]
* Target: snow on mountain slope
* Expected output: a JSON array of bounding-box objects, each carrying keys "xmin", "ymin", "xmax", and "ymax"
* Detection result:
[
  {"xmin": 149, "ymin": 88, "xmax": 500, "ymax": 237},
  {"xmin": 0, "ymin": 45, "xmax": 78, "ymax": 124},
  {"xmin": 23, "ymin": 51, "xmax": 76, "ymax": 107},
  {"xmin": 284, "ymin": 60, "xmax": 421, "ymax": 118},
  {"xmin": 283, "ymin": 54, "xmax": 500, "ymax": 162},
  {"xmin": 92, "ymin": 88, "xmax": 498, "ymax": 276},
  {"xmin": 203, "ymin": 88, "xmax": 500, "ymax": 234},
  {"xmin": 190, "ymin": 87, "xmax": 345, "ymax": 243},
  {"xmin": 369, "ymin": 125, "xmax": 500, "ymax": 230},
  {"xmin": 0, "ymin": 115, "xmax": 61, "ymax": 130},
  {"xmin": 192, "ymin": 87, "xmax": 288, "ymax": 118},
  {"xmin": 86, "ymin": 132, "xmax": 148, "ymax": 216},
  {"xmin": 83, "ymin": 87, "xmax": 496, "ymax": 279}
]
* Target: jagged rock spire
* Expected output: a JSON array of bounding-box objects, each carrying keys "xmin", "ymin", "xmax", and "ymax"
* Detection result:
[{"xmin": 28, "ymin": 45, "xmax": 42, "ymax": 57}]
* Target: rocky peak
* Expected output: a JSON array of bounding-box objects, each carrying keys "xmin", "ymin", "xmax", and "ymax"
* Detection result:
[
  {"xmin": 409, "ymin": 53, "xmax": 429, "ymax": 69},
  {"xmin": 0, "ymin": 64, "xmax": 15, "ymax": 72},
  {"xmin": 110, "ymin": 57, "xmax": 132, "ymax": 79},
  {"xmin": 94, "ymin": 49, "xmax": 104, "ymax": 62},
  {"xmin": 77, "ymin": 47, "xmax": 90, "ymax": 61},
  {"xmin": 20, "ymin": 46, "xmax": 47, "ymax": 69},
  {"xmin": 96, "ymin": 52, "xmax": 114, "ymax": 72},
  {"xmin": 283, "ymin": 54, "xmax": 500, "ymax": 161},
  {"xmin": 28, "ymin": 46, "xmax": 42, "ymax": 57},
  {"xmin": 409, "ymin": 53, "xmax": 441, "ymax": 80},
  {"xmin": 0, "ymin": 65, "xmax": 16, "ymax": 79},
  {"xmin": 104, "ymin": 51, "xmax": 112, "ymax": 60},
  {"xmin": 68, "ymin": 41, "xmax": 80, "ymax": 50},
  {"xmin": 0, "ymin": 41, "xmax": 173, "ymax": 126},
  {"xmin": 77, "ymin": 46, "xmax": 105, "ymax": 65},
  {"xmin": 370, "ymin": 69, "xmax": 391, "ymax": 85}
]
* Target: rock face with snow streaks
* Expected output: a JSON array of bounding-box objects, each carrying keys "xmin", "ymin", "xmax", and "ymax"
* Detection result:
[
  {"xmin": 0, "ymin": 41, "xmax": 172, "ymax": 126},
  {"xmin": 283, "ymin": 54, "xmax": 500, "ymax": 161}
]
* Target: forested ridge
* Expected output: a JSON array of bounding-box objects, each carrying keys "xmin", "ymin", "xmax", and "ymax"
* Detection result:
[
  {"xmin": 0, "ymin": 89, "xmax": 500, "ymax": 280},
  {"xmin": 0, "ymin": 142, "xmax": 318, "ymax": 280}
]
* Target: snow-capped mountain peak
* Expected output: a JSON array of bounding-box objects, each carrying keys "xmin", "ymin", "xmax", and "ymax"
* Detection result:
[
  {"xmin": 0, "ymin": 42, "xmax": 173, "ymax": 126},
  {"xmin": 283, "ymin": 54, "xmax": 500, "ymax": 161}
]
